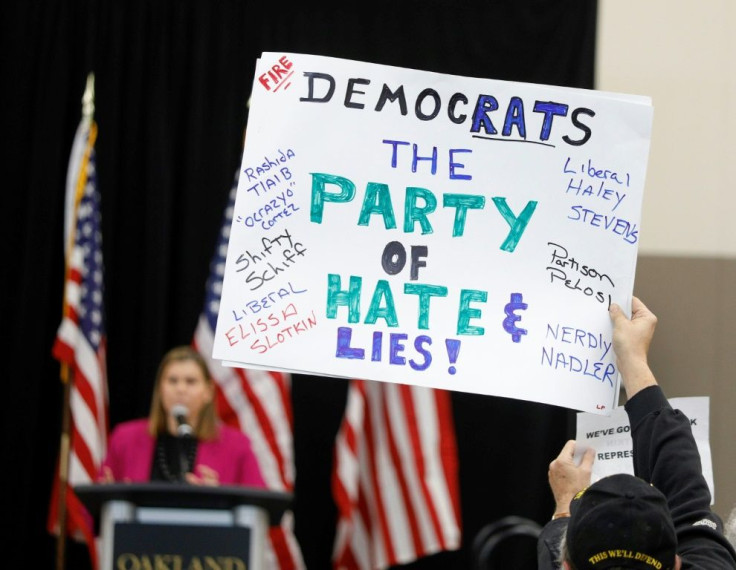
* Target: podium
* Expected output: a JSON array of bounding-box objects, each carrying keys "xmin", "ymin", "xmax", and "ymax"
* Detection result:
[{"xmin": 76, "ymin": 483, "xmax": 292, "ymax": 570}]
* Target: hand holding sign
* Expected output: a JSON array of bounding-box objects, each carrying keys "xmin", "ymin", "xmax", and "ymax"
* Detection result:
[{"xmin": 548, "ymin": 440, "xmax": 596, "ymax": 518}]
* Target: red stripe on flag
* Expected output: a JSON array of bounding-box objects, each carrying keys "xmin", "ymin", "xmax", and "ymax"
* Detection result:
[
  {"xmin": 269, "ymin": 526, "xmax": 298, "ymax": 570},
  {"xmin": 331, "ymin": 380, "xmax": 461, "ymax": 570},
  {"xmin": 361, "ymin": 383, "xmax": 397, "ymax": 564},
  {"xmin": 47, "ymin": 471, "xmax": 99, "ymax": 568},
  {"xmin": 399, "ymin": 384, "xmax": 446, "ymax": 550},
  {"xmin": 72, "ymin": 370, "xmax": 100, "ymax": 431},
  {"xmin": 70, "ymin": 424, "xmax": 95, "ymax": 478},
  {"xmin": 68, "ymin": 267, "xmax": 82, "ymax": 284},
  {"xmin": 213, "ymin": 380, "xmax": 242, "ymax": 431},
  {"xmin": 234, "ymin": 368, "xmax": 290, "ymax": 488},
  {"xmin": 382, "ymin": 385, "xmax": 423, "ymax": 555},
  {"xmin": 435, "ymin": 389, "xmax": 461, "ymax": 528}
]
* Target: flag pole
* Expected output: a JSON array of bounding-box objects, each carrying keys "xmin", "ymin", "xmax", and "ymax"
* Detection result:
[
  {"xmin": 55, "ymin": 367, "xmax": 72, "ymax": 570},
  {"xmin": 55, "ymin": 72, "xmax": 96, "ymax": 570}
]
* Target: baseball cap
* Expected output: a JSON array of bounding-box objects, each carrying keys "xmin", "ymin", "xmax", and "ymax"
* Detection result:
[{"xmin": 566, "ymin": 473, "xmax": 677, "ymax": 569}]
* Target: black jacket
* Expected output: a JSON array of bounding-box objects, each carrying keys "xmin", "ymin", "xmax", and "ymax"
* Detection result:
[{"xmin": 537, "ymin": 386, "xmax": 736, "ymax": 569}]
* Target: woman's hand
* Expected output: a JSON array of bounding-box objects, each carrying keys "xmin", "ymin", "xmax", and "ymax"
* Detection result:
[
  {"xmin": 186, "ymin": 464, "xmax": 220, "ymax": 486},
  {"xmin": 97, "ymin": 466, "xmax": 131, "ymax": 483},
  {"xmin": 98, "ymin": 466, "xmax": 115, "ymax": 483}
]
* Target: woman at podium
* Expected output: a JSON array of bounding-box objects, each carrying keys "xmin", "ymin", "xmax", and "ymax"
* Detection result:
[{"xmin": 99, "ymin": 346, "xmax": 266, "ymax": 487}]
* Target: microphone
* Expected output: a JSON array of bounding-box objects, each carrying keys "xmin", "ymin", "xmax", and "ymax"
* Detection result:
[{"xmin": 171, "ymin": 404, "xmax": 193, "ymax": 437}]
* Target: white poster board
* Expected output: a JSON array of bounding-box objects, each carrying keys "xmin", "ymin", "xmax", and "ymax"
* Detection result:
[
  {"xmin": 575, "ymin": 397, "xmax": 714, "ymax": 501},
  {"xmin": 213, "ymin": 52, "xmax": 654, "ymax": 414}
]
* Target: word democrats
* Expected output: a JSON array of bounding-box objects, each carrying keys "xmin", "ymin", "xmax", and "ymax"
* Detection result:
[{"xmin": 298, "ymin": 72, "xmax": 595, "ymax": 147}]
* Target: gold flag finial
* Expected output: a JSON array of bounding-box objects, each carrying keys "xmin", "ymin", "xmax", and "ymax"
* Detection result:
[{"xmin": 82, "ymin": 72, "xmax": 95, "ymax": 120}]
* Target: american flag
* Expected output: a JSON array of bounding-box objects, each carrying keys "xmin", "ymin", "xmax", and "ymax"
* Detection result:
[
  {"xmin": 332, "ymin": 380, "xmax": 462, "ymax": 570},
  {"xmin": 49, "ymin": 117, "xmax": 108, "ymax": 569},
  {"xmin": 192, "ymin": 173, "xmax": 305, "ymax": 570}
]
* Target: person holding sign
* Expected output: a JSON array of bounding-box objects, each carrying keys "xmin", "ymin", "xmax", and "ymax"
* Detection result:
[
  {"xmin": 537, "ymin": 298, "xmax": 736, "ymax": 569},
  {"xmin": 99, "ymin": 346, "xmax": 265, "ymax": 487}
]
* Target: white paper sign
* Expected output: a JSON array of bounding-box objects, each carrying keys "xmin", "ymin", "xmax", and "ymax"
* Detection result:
[
  {"xmin": 213, "ymin": 52, "xmax": 654, "ymax": 414},
  {"xmin": 575, "ymin": 396, "xmax": 714, "ymax": 501}
]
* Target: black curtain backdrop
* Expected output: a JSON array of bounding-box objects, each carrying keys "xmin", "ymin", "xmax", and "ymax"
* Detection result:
[{"xmin": 3, "ymin": 1, "xmax": 596, "ymax": 568}]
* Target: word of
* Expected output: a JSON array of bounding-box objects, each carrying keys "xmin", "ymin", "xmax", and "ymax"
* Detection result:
[
  {"xmin": 540, "ymin": 346, "xmax": 616, "ymax": 385},
  {"xmin": 545, "ymin": 322, "xmax": 612, "ymax": 360},
  {"xmin": 326, "ymin": 274, "xmax": 487, "ymax": 336},
  {"xmin": 502, "ymin": 293, "xmax": 527, "ymax": 343},
  {"xmin": 310, "ymin": 172, "xmax": 537, "ymax": 252},
  {"xmin": 567, "ymin": 205, "xmax": 638, "ymax": 244},
  {"xmin": 234, "ymin": 229, "xmax": 307, "ymax": 291},
  {"xmin": 299, "ymin": 72, "xmax": 595, "ymax": 146},
  {"xmin": 565, "ymin": 178, "xmax": 626, "ymax": 211},
  {"xmin": 243, "ymin": 148, "xmax": 295, "ymax": 183},
  {"xmin": 258, "ymin": 54, "xmax": 294, "ymax": 92},
  {"xmin": 223, "ymin": 302, "xmax": 317, "ymax": 353},
  {"xmin": 381, "ymin": 241, "xmax": 428, "ymax": 280},
  {"xmin": 547, "ymin": 242, "xmax": 614, "ymax": 287},
  {"xmin": 585, "ymin": 426, "xmax": 630, "ymax": 438},
  {"xmin": 230, "ymin": 281, "xmax": 307, "ymax": 321},
  {"xmin": 382, "ymin": 140, "xmax": 472, "ymax": 180},
  {"xmin": 237, "ymin": 187, "xmax": 300, "ymax": 230},
  {"xmin": 244, "ymin": 166, "xmax": 294, "ymax": 198}
]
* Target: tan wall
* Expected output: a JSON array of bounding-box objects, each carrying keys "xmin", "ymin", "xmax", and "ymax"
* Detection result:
[
  {"xmin": 635, "ymin": 256, "xmax": 736, "ymax": 518},
  {"xmin": 598, "ymin": 1, "xmax": 736, "ymax": 518}
]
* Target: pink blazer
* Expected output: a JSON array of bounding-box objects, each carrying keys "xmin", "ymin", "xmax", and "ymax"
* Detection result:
[{"xmin": 100, "ymin": 418, "xmax": 266, "ymax": 487}]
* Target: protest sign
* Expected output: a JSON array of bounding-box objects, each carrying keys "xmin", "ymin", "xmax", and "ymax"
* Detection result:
[
  {"xmin": 575, "ymin": 397, "xmax": 714, "ymax": 501},
  {"xmin": 212, "ymin": 52, "xmax": 654, "ymax": 414}
]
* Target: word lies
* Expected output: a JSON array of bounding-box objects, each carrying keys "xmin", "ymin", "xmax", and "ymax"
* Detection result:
[{"xmin": 335, "ymin": 326, "xmax": 463, "ymax": 375}]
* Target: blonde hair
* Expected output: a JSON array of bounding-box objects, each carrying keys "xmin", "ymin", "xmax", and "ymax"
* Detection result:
[{"xmin": 148, "ymin": 346, "xmax": 218, "ymax": 440}]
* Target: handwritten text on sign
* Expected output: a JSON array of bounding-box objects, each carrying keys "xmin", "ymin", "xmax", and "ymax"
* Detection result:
[{"xmin": 213, "ymin": 53, "xmax": 653, "ymax": 414}]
